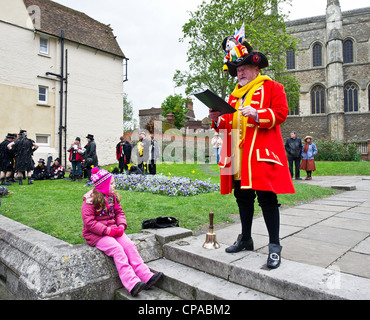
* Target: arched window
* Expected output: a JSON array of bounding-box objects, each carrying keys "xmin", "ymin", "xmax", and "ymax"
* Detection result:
[
  {"xmin": 344, "ymin": 82, "xmax": 359, "ymax": 112},
  {"xmin": 311, "ymin": 85, "xmax": 325, "ymax": 114},
  {"xmin": 313, "ymin": 43, "xmax": 322, "ymax": 67},
  {"xmin": 343, "ymin": 39, "xmax": 354, "ymax": 63},
  {"xmin": 286, "ymin": 49, "xmax": 295, "ymax": 70}
]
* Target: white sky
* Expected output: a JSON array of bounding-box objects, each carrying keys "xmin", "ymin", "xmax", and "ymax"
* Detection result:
[{"xmin": 53, "ymin": 0, "xmax": 369, "ymax": 123}]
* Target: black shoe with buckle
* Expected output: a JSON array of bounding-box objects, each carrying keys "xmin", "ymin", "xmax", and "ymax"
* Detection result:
[
  {"xmin": 225, "ymin": 234, "xmax": 254, "ymax": 253},
  {"xmin": 267, "ymin": 243, "xmax": 282, "ymax": 269}
]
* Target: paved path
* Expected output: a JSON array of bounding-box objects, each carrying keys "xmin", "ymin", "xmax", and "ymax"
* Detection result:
[{"xmin": 214, "ymin": 176, "xmax": 370, "ymax": 280}]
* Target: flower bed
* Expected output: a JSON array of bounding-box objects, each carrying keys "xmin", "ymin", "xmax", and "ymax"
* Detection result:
[{"xmin": 113, "ymin": 173, "xmax": 220, "ymax": 196}]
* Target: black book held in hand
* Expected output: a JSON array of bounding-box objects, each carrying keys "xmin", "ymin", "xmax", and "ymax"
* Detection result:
[{"xmin": 194, "ymin": 89, "xmax": 236, "ymax": 115}]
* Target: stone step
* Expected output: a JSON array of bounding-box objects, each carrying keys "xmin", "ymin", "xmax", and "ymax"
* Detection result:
[
  {"xmin": 114, "ymin": 285, "xmax": 182, "ymax": 300},
  {"xmin": 147, "ymin": 258, "xmax": 278, "ymax": 300},
  {"xmin": 161, "ymin": 235, "xmax": 370, "ymax": 300}
]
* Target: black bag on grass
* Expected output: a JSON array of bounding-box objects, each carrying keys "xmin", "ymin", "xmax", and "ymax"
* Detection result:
[{"xmin": 142, "ymin": 216, "xmax": 179, "ymax": 229}]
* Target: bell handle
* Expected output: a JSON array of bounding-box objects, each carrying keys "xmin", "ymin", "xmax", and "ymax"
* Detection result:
[{"xmin": 209, "ymin": 212, "xmax": 214, "ymax": 230}]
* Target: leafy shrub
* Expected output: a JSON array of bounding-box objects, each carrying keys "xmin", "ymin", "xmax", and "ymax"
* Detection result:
[{"xmin": 314, "ymin": 139, "xmax": 361, "ymax": 161}]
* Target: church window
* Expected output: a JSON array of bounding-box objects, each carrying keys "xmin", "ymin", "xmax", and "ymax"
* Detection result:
[
  {"xmin": 343, "ymin": 39, "xmax": 354, "ymax": 64},
  {"xmin": 313, "ymin": 43, "xmax": 322, "ymax": 67},
  {"xmin": 344, "ymin": 82, "xmax": 359, "ymax": 112},
  {"xmin": 311, "ymin": 85, "xmax": 325, "ymax": 114},
  {"xmin": 286, "ymin": 49, "xmax": 295, "ymax": 70}
]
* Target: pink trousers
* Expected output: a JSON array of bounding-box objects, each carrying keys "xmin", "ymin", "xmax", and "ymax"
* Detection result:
[{"xmin": 96, "ymin": 233, "xmax": 154, "ymax": 292}]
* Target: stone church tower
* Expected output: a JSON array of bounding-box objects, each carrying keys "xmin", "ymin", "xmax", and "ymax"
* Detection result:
[{"xmin": 282, "ymin": 1, "xmax": 370, "ymax": 144}]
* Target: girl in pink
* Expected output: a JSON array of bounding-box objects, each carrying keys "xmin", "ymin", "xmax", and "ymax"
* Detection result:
[{"xmin": 81, "ymin": 167, "xmax": 163, "ymax": 296}]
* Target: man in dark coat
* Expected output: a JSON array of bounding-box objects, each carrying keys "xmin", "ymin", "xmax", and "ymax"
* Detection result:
[
  {"xmin": 116, "ymin": 136, "xmax": 132, "ymax": 173},
  {"xmin": 7, "ymin": 130, "xmax": 39, "ymax": 185},
  {"xmin": 84, "ymin": 134, "xmax": 98, "ymax": 182},
  {"xmin": 285, "ymin": 131, "xmax": 303, "ymax": 180},
  {"xmin": 0, "ymin": 133, "xmax": 15, "ymax": 185}
]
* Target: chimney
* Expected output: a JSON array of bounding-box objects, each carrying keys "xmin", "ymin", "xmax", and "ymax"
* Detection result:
[{"xmin": 186, "ymin": 98, "xmax": 193, "ymax": 111}]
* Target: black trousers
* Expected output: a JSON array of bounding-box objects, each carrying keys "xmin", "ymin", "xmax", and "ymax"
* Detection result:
[
  {"xmin": 118, "ymin": 157, "xmax": 128, "ymax": 173},
  {"xmin": 288, "ymin": 156, "xmax": 301, "ymax": 179},
  {"xmin": 148, "ymin": 160, "xmax": 156, "ymax": 175},
  {"xmin": 233, "ymin": 180, "xmax": 280, "ymax": 245}
]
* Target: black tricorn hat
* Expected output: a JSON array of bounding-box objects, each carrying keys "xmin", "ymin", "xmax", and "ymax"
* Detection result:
[{"xmin": 226, "ymin": 51, "xmax": 269, "ymax": 77}]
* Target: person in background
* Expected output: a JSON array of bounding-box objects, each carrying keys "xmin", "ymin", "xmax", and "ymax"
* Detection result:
[
  {"xmin": 148, "ymin": 135, "xmax": 159, "ymax": 175},
  {"xmin": 50, "ymin": 158, "xmax": 65, "ymax": 180},
  {"xmin": 116, "ymin": 136, "xmax": 132, "ymax": 173},
  {"xmin": 67, "ymin": 137, "xmax": 84, "ymax": 181},
  {"xmin": 8, "ymin": 130, "xmax": 38, "ymax": 185},
  {"xmin": 300, "ymin": 136, "xmax": 318, "ymax": 180},
  {"xmin": 211, "ymin": 132, "xmax": 223, "ymax": 164},
  {"xmin": 285, "ymin": 131, "xmax": 303, "ymax": 180},
  {"xmin": 137, "ymin": 132, "xmax": 149, "ymax": 174},
  {"xmin": 84, "ymin": 134, "xmax": 98, "ymax": 182},
  {"xmin": 0, "ymin": 133, "xmax": 15, "ymax": 186},
  {"xmin": 32, "ymin": 158, "xmax": 50, "ymax": 180}
]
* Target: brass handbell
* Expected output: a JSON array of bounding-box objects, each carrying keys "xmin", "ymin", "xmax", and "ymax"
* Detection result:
[{"xmin": 202, "ymin": 212, "xmax": 220, "ymax": 249}]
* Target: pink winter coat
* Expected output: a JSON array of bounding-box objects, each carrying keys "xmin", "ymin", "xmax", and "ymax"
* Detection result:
[{"xmin": 81, "ymin": 190, "xmax": 127, "ymax": 246}]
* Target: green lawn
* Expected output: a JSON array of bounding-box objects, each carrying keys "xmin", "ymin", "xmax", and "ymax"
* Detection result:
[{"xmin": 1, "ymin": 161, "xmax": 368, "ymax": 245}]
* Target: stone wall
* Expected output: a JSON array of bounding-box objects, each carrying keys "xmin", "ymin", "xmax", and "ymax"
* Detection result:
[
  {"xmin": 282, "ymin": 112, "xmax": 370, "ymax": 143},
  {"xmin": 281, "ymin": 115, "xmax": 328, "ymax": 141},
  {"xmin": 0, "ymin": 215, "xmax": 164, "ymax": 300}
]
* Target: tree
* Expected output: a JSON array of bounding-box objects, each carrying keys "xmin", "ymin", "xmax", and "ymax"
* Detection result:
[
  {"xmin": 122, "ymin": 93, "xmax": 136, "ymax": 133},
  {"xmin": 174, "ymin": 0, "xmax": 300, "ymax": 111},
  {"xmin": 161, "ymin": 94, "xmax": 189, "ymax": 129}
]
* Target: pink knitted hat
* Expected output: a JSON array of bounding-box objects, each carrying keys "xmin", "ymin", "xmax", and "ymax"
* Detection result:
[{"xmin": 91, "ymin": 167, "xmax": 113, "ymax": 195}]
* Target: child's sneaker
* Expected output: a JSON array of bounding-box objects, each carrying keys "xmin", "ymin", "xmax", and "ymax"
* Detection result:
[
  {"xmin": 130, "ymin": 281, "xmax": 146, "ymax": 297},
  {"xmin": 145, "ymin": 272, "xmax": 163, "ymax": 290}
]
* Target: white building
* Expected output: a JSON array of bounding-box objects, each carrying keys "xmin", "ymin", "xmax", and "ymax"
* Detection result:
[{"xmin": 0, "ymin": 0, "xmax": 128, "ymax": 168}]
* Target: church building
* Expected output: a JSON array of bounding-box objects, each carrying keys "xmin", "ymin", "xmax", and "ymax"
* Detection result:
[{"xmin": 281, "ymin": 0, "xmax": 370, "ymax": 146}]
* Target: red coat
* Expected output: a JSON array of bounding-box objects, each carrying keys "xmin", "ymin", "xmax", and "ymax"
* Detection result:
[
  {"xmin": 214, "ymin": 80, "xmax": 295, "ymax": 195},
  {"xmin": 68, "ymin": 146, "xmax": 84, "ymax": 162}
]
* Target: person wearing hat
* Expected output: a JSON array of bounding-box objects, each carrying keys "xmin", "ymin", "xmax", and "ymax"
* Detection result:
[
  {"xmin": 0, "ymin": 133, "xmax": 15, "ymax": 185},
  {"xmin": 208, "ymin": 36, "xmax": 295, "ymax": 269},
  {"xmin": 32, "ymin": 158, "xmax": 49, "ymax": 180},
  {"xmin": 67, "ymin": 137, "xmax": 84, "ymax": 181},
  {"xmin": 84, "ymin": 134, "xmax": 98, "ymax": 182},
  {"xmin": 300, "ymin": 136, "xmax": 318, "ymax": 180},
  {"xmin": 81, "ymin": 167, "xmax": 163, "ymax": 296},
  {"xmin": 7, "ymin": 130, "xmax": 38, "ymax": 185}
]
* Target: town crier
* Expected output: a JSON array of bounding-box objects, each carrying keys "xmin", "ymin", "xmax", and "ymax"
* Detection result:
[{"xmin": 209, "ymin": 37, "xmax": 295, "ymax": 269}]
